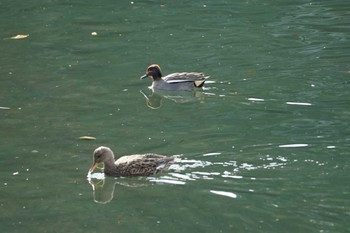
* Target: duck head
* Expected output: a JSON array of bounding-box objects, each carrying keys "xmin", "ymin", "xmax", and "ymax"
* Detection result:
[
  {"xmin": 140, "ymin": 64, "xmax": 162, "ymax": 80},
  {"xmin": 89, "ymin": 146, "xmax": 115, "ymax": 173}
]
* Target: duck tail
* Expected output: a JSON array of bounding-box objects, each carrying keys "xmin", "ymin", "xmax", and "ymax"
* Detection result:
[{"xmin": 194, "ymin": 80, "xmax": 206, "ymax": 87}]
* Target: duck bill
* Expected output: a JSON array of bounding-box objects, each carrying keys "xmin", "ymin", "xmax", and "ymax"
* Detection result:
[
  {"xmin": 89, "ymin": 163, "xmax": 99, "ymax": 173},
  {"xmin": 140, "ymin": 73, "xmax": 149, "ymax": 80}
]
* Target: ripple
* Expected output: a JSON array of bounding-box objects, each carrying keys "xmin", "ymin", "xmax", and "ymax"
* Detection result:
[
  {"xmin": 148, "ymin": 179, "xmax": 186, "ymax": 185},
  {"xmin": 222, "ymin": 171, "xmax": 243, "ymax": 179},
  {"xmin": 286, "ymin": 102, "xmax": 312, "ymax": 106},
  {"xmin": 248, "ymin": 97, "xmax": 265, "ymax": 102},
  {"xmin": 210, "ymin": 190, "xmax": 237, "ymax": 199},
  {"xmin": 169, "ymin": 159, "xmax": 212, "ymax": 171},
  {"xmin": 192, "ymin": 171, "xmax": 221, "ymax": 176},
  {"xmin": 168, "ymin": 173, "xmax": 196, "ymax": 181},
  {"xmin": 279, "ymin": 144, "xmax": 309, "ymax": 148},
  {"xmin": 87, "ymin": 172, "xmax": 105, "ymax": 180},
  {"xmin": 203, "ymin": 152, "xmax": 222, "ymax": 157}
]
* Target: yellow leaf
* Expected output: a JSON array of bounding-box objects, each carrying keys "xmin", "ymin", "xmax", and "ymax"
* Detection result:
[
  {"xmin": 10, "ymin": 34, "xmax": 29, "ymax": 40},
  {"xmin": 79, "ymin": 136, "xmax": 96, "ymax": 140}
]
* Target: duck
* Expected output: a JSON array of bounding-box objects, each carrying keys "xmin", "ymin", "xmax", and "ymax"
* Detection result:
[
  {"xmin": 140, "ymin": 64, "xmax": 209, "ymax": 91},
  {"xmin": 88, "ymin": 146, "xmax": 175, "ymax": 177}
]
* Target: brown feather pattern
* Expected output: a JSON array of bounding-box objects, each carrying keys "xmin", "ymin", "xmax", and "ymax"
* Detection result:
[{"xmin": 89, "ymin": 146, "xmax": 175, "ymax": 177}]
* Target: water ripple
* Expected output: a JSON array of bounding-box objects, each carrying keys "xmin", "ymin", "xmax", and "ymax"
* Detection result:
[{"xmin": 210, "ymin": 190, "xmax": 237, "ymax": 199}]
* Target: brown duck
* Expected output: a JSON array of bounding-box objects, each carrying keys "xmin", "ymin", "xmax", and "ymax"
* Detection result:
[{"xmin": 89, "ymin": 146, "xmax": 175, "ymax": 177}]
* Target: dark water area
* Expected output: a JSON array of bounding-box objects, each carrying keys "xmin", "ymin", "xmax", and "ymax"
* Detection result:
[{"xmin": 1, "ymin": 0, "xmax": 349, "ymax": 232}]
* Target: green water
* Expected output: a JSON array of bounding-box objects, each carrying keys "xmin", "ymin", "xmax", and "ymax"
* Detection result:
[{"xmin": 1, "ymin": 0, "xmax": 349, "ymax": 232}]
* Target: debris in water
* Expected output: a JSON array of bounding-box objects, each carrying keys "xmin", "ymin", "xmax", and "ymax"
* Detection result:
[
  {"xmin": 10, "ymin": 34, "xmax": 29, "ymax": 40},
  {"xmin": 79, "ymin": 136, "xmax": 96, "ymax": 140}
]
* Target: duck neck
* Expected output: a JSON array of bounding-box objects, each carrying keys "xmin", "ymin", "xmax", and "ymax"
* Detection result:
[
  {"xmin": 151, "ymin": 75, "xmax": 161, "ymax": 81},
  {"xmin": 103, "ymin": 154, "xmax": 115, "ymax": 168},
  {"xmin": 103, "ymin": 155, "xmax": 123, "ymax": 176}
]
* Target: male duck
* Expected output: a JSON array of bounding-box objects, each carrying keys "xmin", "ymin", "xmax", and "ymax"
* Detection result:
[
  {"xmin": 89, "ymin": 146, "xmax": 175, "ymax": 177},
  {"xmin": 140, "ymin": 64, "xmax": 209, "ymax": 91}
]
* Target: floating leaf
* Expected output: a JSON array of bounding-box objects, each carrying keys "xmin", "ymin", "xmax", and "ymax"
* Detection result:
[
  {"xmin": 79, "ymin": 136, "xmax": 96, "ymax": 140},
  {"xmin": 10, "ymin": 34, "xmax": 29, "ymax": 40}
]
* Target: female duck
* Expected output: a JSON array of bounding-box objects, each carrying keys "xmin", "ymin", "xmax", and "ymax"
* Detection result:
[
  {"xmin": 89, "ymin": 146, "xmax": 175, "ymax": 177},
  {"xmin": 140, "ymin": 64, "xmax": 209, "ymax": 91}
]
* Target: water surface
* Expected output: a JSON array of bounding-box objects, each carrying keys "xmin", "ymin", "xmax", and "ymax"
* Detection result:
[{"xmin": 1, "ymin": 0, "xmax": 349, "ymax": 232}]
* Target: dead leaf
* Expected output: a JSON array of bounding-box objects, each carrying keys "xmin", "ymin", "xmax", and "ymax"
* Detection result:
[
  {"xmin": 10, "ymin": 34, "xmax": 29, "ymax": 40},
  {"xmin": 79, "ymin": 136, "xmax": 96, "ymax": 140}
]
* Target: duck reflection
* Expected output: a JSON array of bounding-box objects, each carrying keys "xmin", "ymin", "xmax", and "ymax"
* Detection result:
[
  {"xmin": 87, "ymin": 174, "xmax": 148, "ymax": 204},
  {"xmin": 88, "ymin": 175, "xmax": 115, "ymax": 204},
  {"xmin": 140, "ymin": 89, "xmax": 205, "ymax": 109},
  {"xmin": 87, "ymin": 158, "xmax": 214, "ymax": 204}
]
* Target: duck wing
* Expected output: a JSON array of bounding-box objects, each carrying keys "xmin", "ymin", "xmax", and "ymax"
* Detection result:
[
  {"xmin": 115, "ymin": 154, "xmax": 175, "ymax": 176},
  {"xmin": 163, "ymin": 72, "xmax": 208, "ymax": 84}
]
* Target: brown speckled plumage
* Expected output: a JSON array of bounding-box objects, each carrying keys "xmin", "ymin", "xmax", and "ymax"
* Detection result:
[{"xmin": 89, "ymin": 146, "xmax": 175, "ymax": 177}]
